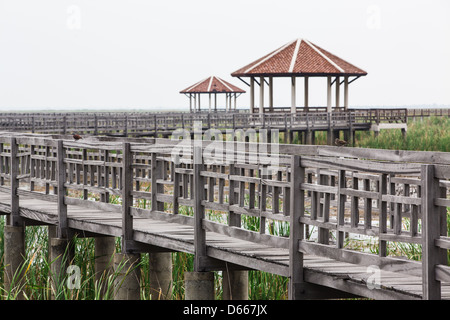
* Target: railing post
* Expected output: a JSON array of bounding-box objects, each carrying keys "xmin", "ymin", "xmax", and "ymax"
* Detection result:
[
  {"xmin": 289, "ymin": 155, "xmax": 305, "ymax": 299},
  {"xmin": 193, "ymin": 145, "xmax": 206, "ymax": 271},
  {"xmin": 122, "ymin": 142, "xmax": 133, "ymax": 252},
  {"xmin": 9, "ymin": 137, "xmax": 21, "ymax": 227},
  {"xmin": 94, "ymin": 114, "xmax": 98, "ymax": 135},
  {"xmin": 56, "ymin": 140, "xmax": 68, "ymax": 238},
  {"xmin": 151, "ymin": 153, "xmax": 164, "ymax": 211},
  {"xmin": 421, "ymin": 164, "xmax": 446, "ymax": 300}
]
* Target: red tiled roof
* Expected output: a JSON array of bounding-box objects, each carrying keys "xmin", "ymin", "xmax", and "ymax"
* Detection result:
[
  {"xmin": 231, "ymin": 39, "xmax": 367, "ymax": 77},
  {"xmin": 180, "ymin": 76, "xmax": 246, "ymax": 94}
]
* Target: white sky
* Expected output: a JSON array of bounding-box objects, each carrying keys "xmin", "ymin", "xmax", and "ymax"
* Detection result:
[{"xmin": 0, "ymin": 0, "xmax": 449, "ymax": 111}]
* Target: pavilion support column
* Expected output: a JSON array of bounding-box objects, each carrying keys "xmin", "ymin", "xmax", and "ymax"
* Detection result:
[
  {"xmin": 291, "ymin": 76, "xmax": 296, "ymax": 114},
  {"xmin": 344, "ymin": 76, "xmax": 349, "ymax": 111},
  {"xmin": 209, "ymin": 93, "xmax": 212, "ymax": 113},
  {"xmin": 250, "ymin": 77, "xmax": 255, "ymax": 114},
  {"xmin": 304, "ymin": 76, "xmax": 309, "ymax": 112},
  {"xmin": 214, "ymin": 93, "xmax": 217, "ymax": 112},
  {"xmin": 259, "ymin": 76, "xmax": 265, "ymax": 114},
  {"xmin": 193, "ymin": 94, "xmax": 197, "ymax": 114},
  {"xmin": 189, "ymin": 94, "xmax": 193, "ymax": 113},
  {"xmin": 234, "ymin": 93, "xmax": 237, "ymax": 110},
  {"xmin": 197, "ymin": 94, "xmax": 201, "ymax": 113},
  {"xmin": 269, "ymin": 77, "xmax": 274, "ymax": 112},
  {"xmin": 335, "ymin": 76, "xmax": 340, "ymax": 111},
  {"xmin": 327, "ymin": 76, "xmax": 332, "ymax": 113}
]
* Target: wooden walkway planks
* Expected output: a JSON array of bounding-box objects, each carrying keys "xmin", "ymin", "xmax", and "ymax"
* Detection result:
[{"xmin": 0, "ymin": 191, "xmax": 446, "ymax": 300}]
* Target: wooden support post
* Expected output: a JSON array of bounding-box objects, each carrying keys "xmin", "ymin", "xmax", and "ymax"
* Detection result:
[
  {"xmin": 122, "ymin": 142, "xmax": 133, "ymax": 252},
  {"xmin": 289, "ymin": 155, "xmax": 304, "ymax": 299},
  {"xmin": 422, "ymin": 165, "xmax": 446, "ymax": 300},
  {"xmin": 56, "ymin": 140, "xmax": 68, "ymax": 238},
  {"xmin": 151, "ymin": 153, "xmax": 164, "ymax": 212},
  {"xmin": 9, "ymin": 137, "xmax": 21, "ymax": 227},
  {"xmin": 193, "ymin": 146, "xmax": 206, "ymax": 271},
  {"xmin": 379, "ymin": 174, "xmax": 388, "ymax": 257}
]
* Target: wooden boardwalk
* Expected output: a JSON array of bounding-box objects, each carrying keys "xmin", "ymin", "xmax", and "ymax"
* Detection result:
[
  {"xmin": 1, "ymin": 133, "xmax": 450, "ymax": 300},
  {"xmin": 0, "ymin": 109, "xmax": 409, "ymax": 141}
]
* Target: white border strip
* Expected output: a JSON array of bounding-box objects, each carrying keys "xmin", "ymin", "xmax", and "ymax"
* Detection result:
[
  {"xmin": 289, "ymin": 39, "xmax": 302, "ymax": 73},
  {"xmin": 207, "ymin": 76, "xmax": 214, "ymax": 92},
  {"xmin": 304, "ymin": 39, "xmax": 345, "ymax": 73},
  {"xmin": 244, "ymin": 39, "xmax": 297, "ymax": 74}
]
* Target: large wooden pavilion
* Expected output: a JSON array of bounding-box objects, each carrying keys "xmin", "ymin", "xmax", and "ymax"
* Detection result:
[
  {"xmin": 180, "ymin": 76, "xmax": 245, "ymax": 113},
  {"xmin": 231, "ymin": 38, "xmax": 368, "ymax": 114}
]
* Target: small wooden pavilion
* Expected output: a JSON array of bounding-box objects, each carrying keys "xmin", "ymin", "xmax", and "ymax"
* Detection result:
[
  {"xmin": 231, "ymin": 38, "xmax": 367, "ymax": 114},
  {"xmin": 180, "ymin": 76, "xmax": 245, "ymax": 113}
]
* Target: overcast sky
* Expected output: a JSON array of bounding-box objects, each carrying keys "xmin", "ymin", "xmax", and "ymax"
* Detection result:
[{"xmin": 0, "ymin": 0, "xmax": 449, "ymax": 111}]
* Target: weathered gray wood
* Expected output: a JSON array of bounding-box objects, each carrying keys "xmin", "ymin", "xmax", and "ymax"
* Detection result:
[
  {"xmin": 289, "ymin": 155, "xmax": 304, "ymax": 300},
  {"xmin": 421, "ymin": 165, "xmax": 447, "ymax": 300},
  {"xmin": 379, "ymin": 174, "xmax": 388, "ymax": 257},
  {"xmin": 56, "ymin": 140, "xmax": 68, "ymax": 238},
  {"xmin": 193, "ymin": 146, "xmax": 206, "ymax": 271},
  {"xmin": 122, "ymin": 142, "xmax": 133, "ymax": 252},
  {"xmin": 9, "ymin": 137, "xmax": 21, "ymax": 226}
]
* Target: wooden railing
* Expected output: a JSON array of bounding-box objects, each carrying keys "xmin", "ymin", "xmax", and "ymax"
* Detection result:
[
  {"xmin": 0, "ymin": 109, "xmax": 408, "ymax": 136},
  {"xmin": 0, "ymin": 134, "xmax": 449, "ymax": 299}
]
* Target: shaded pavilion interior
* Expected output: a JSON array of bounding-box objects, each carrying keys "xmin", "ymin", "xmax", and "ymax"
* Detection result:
[
  {"xmin": 231, "ymin": 38, "xmax": 368, "ymax": 114},
  {"xmin": 180, "ymin": 76, "xmax": 246, "ymax": 113}
]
